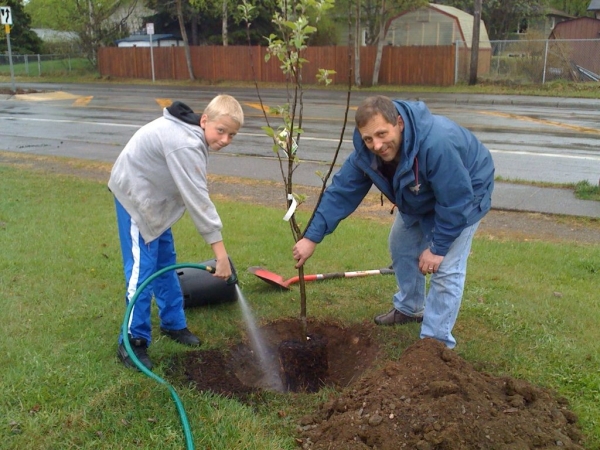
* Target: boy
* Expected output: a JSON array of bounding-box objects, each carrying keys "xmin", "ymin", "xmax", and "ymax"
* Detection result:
[{"xmin": 109, "ymin": 94, "xmax": 244, "ymax": 370}]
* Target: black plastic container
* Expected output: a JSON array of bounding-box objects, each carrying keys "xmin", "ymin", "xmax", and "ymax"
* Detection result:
[{"xmin": 177, "ymin": 258, "xmax": 238, "ymax": 309}]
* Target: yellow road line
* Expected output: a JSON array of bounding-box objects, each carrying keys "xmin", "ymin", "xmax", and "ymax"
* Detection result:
[
  {"xmin": 245, "ymin": 102, "xmax": 271, "ymax": 113},
  {"xmin": 479, "ymin": 110, "xmax": 600, "ymax": 135},
  {"xmin": 14, "ymin": 91, "xmax": 81, "ymax": 101},
  {"xmin": 156, "ymin": 98, "xmax": 173, "ymax": 108},
  {"xmin": 72, "ymin": 96, "xmax": 93, "ymax": 106}
]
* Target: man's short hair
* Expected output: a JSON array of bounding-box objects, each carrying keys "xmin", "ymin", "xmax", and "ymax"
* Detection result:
[
  {"xmin": 203, "ymin": 94, "xmax": 244, "ymax": 127},
  {"xmin": 355, "ymin": 95, "xmax": 398, "ymax": 128}
]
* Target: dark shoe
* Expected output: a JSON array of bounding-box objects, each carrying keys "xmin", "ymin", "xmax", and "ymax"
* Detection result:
[
  {"xmin": 160, "ymin": 327, "xmax": 202, "ymax": 346},
  {"xmin": 374, "ymin": 308, "xmax": 423, "ymax": 326},
  {"xmin": 118, "ymin": 337, "xmax": 153, "ymax": 370}
]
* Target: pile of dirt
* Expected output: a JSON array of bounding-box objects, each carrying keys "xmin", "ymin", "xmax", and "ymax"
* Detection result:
[
  {"xmin": 169, "ymin": 319, "xmax": 585, "ymax": 449},
  {"xmin": 0, "ymin": 87, "xmax": 43, "ymax": 95},
  {"xmin": 297, "ymin": 338, "xmax": 584, "ymax": 450}
]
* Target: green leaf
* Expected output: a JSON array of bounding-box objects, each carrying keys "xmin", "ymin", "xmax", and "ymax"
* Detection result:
[{"xmin": 262, "ymin": 126, "xmax": 275, "ymax": 138}]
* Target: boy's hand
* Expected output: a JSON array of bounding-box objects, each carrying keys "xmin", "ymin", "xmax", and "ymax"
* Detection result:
[{"xmin": 214, "ymin": 257, "xmax": 232, "ymax": 280}]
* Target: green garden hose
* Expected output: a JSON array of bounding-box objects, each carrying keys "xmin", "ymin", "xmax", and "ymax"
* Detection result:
[{"xmin": 121, "ymin": 262, "xmax": 217, "ymax": 450}]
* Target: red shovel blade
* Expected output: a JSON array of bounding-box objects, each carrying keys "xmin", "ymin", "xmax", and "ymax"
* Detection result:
[{"xmin": 247, "ymin": 266, "xmax": 293, "ymax": 290}]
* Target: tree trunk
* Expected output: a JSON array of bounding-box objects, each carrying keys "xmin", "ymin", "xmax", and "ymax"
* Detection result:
[
  {"xmin": 371, "ymin": 0, "xmax": 386, "ymax": 86},
  {"xmin": 87, "ymin": 0, "xmax": 97, "ymax": 65},
  {"xmin": 354, "ymin": 0, "xmax": 362, "ymax": 87},
  {"xmin": 175, "ymin": 0, "xmax": 195, "ymax": 81},
  {"xmin": 469, "ymin": 0, "xmax": 482, "ymax": 85},
  {"xmin": 222, "ymin": 0, "xmax": 228, "ymax": 46},
  {"xmin": 191, "ymin": 14, "xmax": 198, "ymax": 46}
]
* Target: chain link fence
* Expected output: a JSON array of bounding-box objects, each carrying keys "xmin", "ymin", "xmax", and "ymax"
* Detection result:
[
  {"xmin": 0, "ymin": 53, "xmax": 93, "ymax": 77},
  {"xmin": 472, "ymin": 38, "xmax": 600, "ymax": 84}
]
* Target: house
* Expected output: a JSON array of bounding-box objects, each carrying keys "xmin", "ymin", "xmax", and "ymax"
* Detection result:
[
  {"xmin": 33, "ymin": 28, "xmax": 81, "ymax": 53},
  {"xmin": 516, "ymin": 8, "xmax": 575, "ymax": 37},
  {"xmin": 589, "ymin": 0, "xmax": 600, "ymax": 19},
  {"xmin": 115, "ymin": 34, "xmax": 183, "ymax": 48},
  {"xmin": 383, "ymin": 3, "xmax": 492, "ymax": 78},
  {"xmin": 549, "ymin": 16, "xmax": 600, "ymax": 80},
  {"xmin": 385, "ymin": 3, "xmax": 491, "ymax": 50}
]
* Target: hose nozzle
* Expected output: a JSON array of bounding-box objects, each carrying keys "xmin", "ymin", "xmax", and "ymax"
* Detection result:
[
  {"xmin": 203, "ymin": 264, "xmax": 237, "ymax": 285},
  {"xmin": 226, "ymin": 273, "xmax": 238, "ymax": 285}
]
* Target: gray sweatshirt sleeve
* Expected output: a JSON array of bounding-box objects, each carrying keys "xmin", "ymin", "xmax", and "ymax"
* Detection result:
[{"xmin": 165, "ymin": 146, "xmax": 223, "ymax": 244}]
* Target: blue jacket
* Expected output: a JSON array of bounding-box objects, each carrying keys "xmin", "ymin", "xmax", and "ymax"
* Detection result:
[{"xmin": 303, "ymin": 100, "xmax": 495, "ymax": 256}]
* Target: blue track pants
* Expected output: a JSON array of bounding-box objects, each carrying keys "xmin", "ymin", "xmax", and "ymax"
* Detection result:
[{"xmin": 115, "ymin": 198, "xmax": 187, "ymax": 345}]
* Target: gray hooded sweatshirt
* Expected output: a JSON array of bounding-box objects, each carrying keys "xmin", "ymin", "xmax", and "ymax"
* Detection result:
[{"xmin": 108, "ymin": 102, "xmax": 222, "ymax": 244}]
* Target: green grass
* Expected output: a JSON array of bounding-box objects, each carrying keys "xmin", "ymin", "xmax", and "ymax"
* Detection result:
[
  {"xmin": 495, "ymin": 176, "xmax": 600, "ymax": 202},
  {"xmin": 0, "ymin": 57, "xmax": 95, "ymax": 78},
  {"xmin": 1, "ymin": 164, "xmax": 599, "ymax": 449},
  {"xmin": 575, "ymin": 180, "xmax": 600, "ymax": 201}
]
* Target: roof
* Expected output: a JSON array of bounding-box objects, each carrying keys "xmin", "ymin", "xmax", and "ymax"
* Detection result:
[
  {"xmin": 33, "ymin": 28, "xmax": 79, "ymax": 42},
  {"xmin": 116, "ymin": 34, "xmax": 181, "ymax": 44},
  {"xmin": 588, "ymin": 0, "xmax": 600, "ymax": 11},
  {"xmin": 545, "ymin": 7, "xmax": 576, "ymax": 19},
  {"xmin": 428, "ymin": 3, "xmax": 491, "ymax": 48}
]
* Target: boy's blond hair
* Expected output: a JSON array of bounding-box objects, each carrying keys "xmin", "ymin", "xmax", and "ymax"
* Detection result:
[{"xmin": 203, "ymin": 94, "xmax": 244, "ymax": 127}]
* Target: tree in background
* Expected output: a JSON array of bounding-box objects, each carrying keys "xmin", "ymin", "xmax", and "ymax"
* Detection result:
[
  {"xmin": 144, "ymin": 0, "xmax": 277, "ymax": 45},
  {"xmin": 548, "ymin": 0, "xmax": 594, "ymax": 16},
  {"xmin": 144, "ymin": 0, "xmax": 197, "ymax": 43},
  {"xmin": 0, "ymin": 0, "xmax": 43, "ymax": 54},
  {"xmin": 431, "ymin": 0, "xmax": 548, "ymax": 40},
  {"xmin": 366, "ymin": 0, "xmax": 427, "ymax": 85},
  {"xmin": 25, "ymin": 0, "xmax": 137, "ymax": 64}
]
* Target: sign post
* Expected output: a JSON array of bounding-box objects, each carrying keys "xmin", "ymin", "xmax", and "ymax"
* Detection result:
[
  {"xmin": 0, "ymin": 6, "xmax": 15, "ymax": 93},
  {"xmin": 146, "ymin": 22, "xmax": 155, "ymax": 83}
]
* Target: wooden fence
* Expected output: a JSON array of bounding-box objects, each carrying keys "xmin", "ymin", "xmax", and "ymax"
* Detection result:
[{"xmin": 98, "ymin": 45, "xmax": 490, "ymax": 86}]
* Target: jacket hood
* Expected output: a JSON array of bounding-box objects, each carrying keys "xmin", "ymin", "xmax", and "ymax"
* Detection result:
[
  {"xmin": 394, "ymin": 100, "xmax": 434, "ymax": 173},
  {"xmin": 166, "ymin": 101, "xmax": 201, "ymax": 126}
]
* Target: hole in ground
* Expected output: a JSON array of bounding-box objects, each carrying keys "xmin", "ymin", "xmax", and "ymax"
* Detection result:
[{"xmin": 167, "ymin": 318, "xmax": 379, "ymax": 398}]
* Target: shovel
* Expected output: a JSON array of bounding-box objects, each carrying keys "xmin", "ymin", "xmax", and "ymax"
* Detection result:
[{"xmin": 248, "ymin": 266, "xmax": 394, "ymax": 290}]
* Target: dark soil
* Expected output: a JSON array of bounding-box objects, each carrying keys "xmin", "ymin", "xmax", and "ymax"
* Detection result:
[
  {"xmin": 297, "ymin": 338, "xmax": 584, "ymax": 450},
  {"xmin": 0, "ymin": 87, "xmax": 44, "ymax": 95},
  {"xmin": 168, "ymin": 319, "xmax": 585, "ymax": 449},
  {"xmin": 1, "ymin": 151, "xmax": 594, "ymax": 449},
  {"xmin": 168, "ymin": 319, "xmax": 380, "ymax": 399}
]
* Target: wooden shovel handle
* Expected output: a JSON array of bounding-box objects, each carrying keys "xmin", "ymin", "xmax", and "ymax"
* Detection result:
[{"xmin": 285, "ymin": 268, "xmax": 394, "ymax": 286}]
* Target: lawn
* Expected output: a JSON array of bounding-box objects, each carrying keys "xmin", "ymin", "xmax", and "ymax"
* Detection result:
[{"xmin": 1, "ymin": 163, "xmax": 599, "ymax": 449}]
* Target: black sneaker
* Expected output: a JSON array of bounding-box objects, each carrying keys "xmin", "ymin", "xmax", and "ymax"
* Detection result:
[
  {"xmin": 374, "ymin": 308, "xmax": 423, "ymax": 326},
  {"xmin": 118, "ymin": 337, "xmax": 154, "ymax": 370},
  {"xmin": 160, "ymin": 327, "xmax": 202, "ymax": 346}
]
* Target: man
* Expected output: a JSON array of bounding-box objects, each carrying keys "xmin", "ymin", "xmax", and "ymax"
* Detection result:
[{"xmin": 293, "ymin": 95, "xmax": 494, "ymax": 349}]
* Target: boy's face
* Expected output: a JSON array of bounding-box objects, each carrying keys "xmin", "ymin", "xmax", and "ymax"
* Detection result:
[
  {"xmin": 358, "ymin": 113, "xmax": 404, "ymax": 163},
  {"xmin": 200, "ymin": 114, "xmax": 240, "ymax": 151}
]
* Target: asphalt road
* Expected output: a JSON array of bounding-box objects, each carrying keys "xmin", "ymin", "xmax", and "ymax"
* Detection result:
[{"xmin": 1, "ymin": 83, "xmax": 599, "ymax": 186}]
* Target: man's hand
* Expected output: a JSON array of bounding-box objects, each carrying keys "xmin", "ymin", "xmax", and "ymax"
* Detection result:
[
  {"xmin": 293, "ymin": 238, "xmax": 317, "ymax": 268},
  {"xmin": 419, "ymin": 248, "xmax": 444, "ymax": 275}
]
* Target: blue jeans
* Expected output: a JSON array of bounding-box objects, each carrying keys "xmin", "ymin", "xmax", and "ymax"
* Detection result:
[
  {"xmin": 388, "ymin": 215, "xmax": 480, "ymax": 348},
  {"xmin": 115, "ymin": 198, "xmax": 187, "ymax": 345}
]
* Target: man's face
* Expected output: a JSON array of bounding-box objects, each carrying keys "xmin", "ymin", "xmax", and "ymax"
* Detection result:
[
  {"xmin": 200, "ymin": 114, "xmax": 240, "ymax": 151},
  {"xmin": 358, "ymin": 113, "xmax": 404, "ymax": 162}
]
